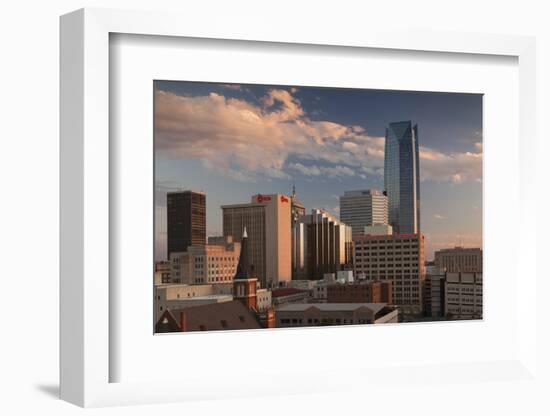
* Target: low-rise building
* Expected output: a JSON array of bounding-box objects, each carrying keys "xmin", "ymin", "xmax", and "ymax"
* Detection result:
[
  {"xmin": 154, "ymin": 261, "xmax": 171, "ymax": 284},
  {"xmin": 170, "ymin": 236, "xmax": 240, "ymax": 284},
  {"xmin": 327, "ymin": 280, "xmax": 393, "ymax": 304},
  {"xmin": 275, "ymin": 303, "xmax": 398, "ymax": 327},
  {"xmin": 154, "ymin": 283, "xmax": 234, "ymax": 321},
  {"xmin": 256, "ymin": 288, "xmax": 272, "ymax": 312},
  {"xmin": 156, "ymin": 300, "xmax": 263, "ymax": 333},
  {"xmin": 271, "ymin": 287, "xmax": 310, "ymax": 306},
  {"xmin": 445, "ymin": 272, "xmax": 483, "ymax": 319}
]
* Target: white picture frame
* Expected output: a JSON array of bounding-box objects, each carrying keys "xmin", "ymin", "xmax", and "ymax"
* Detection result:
[{"xmin": 60, "ymin": 7, "xmax": 538, "ymax": 408}]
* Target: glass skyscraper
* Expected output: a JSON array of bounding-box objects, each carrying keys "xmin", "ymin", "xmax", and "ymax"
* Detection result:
[{"xmin": 384, "ymin": 121, "xmax": 420, "ymax": 235}]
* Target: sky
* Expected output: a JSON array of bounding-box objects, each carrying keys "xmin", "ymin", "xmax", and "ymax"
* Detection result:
[{"xmin": 154, "ymin": 81, "xmax": 483, "ymax": 261}]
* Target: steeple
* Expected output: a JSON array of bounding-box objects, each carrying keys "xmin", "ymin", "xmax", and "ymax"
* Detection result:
[
  {"xmin": 233, "ymin": 226, "xmax": 258, "ymax": 310},
  {"xmin": 234, "ymin": 227, "xmax": 252, "ymax": 280}
]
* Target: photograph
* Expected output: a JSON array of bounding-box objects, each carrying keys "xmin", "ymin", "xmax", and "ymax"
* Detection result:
[{"xmin": 153, "ymin": 80, "xmax": 483, "ymax": 333}]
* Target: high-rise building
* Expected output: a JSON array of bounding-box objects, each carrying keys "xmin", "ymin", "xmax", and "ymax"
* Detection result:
[
  {"xmin": 293, "ymin": 209, "xmax": 353, "ymax": 281},
  {"xmin": 290, "ymin": 184, "xmax": 306, "ymax": 227},
  {"xmin": 222, "ymin": 194, "xmax": 292, "ymax": 288},
  {"xmin": 339, "ymin": 189, "xmax": 388, "ymax": 238},
  {"xmin": 353, "ymin": 233, "xmax": 425, "ymax": 315},
  {"xmin": 434, "ymin": 247, "xmax": 483, "ymax": 273},
  {"xmin": 166, "ymin": 190, "xmax": 206, "ymax": 258},
  {"xmin": 384, "ymin": 121, "xmax": 420, "ymax": 234}
]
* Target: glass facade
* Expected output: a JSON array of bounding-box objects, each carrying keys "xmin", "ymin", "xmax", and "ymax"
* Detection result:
[{"xmin": 384, "ymin": 121, "xmax": 420, "ymax": 234}]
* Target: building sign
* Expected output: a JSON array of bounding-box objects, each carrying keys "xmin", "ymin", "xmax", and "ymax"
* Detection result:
[
  {"xmin": 256, "ymin": 194, "xmax": 272, "ymax": 203},
  {"xmin": 280, "ymin": 195, "xmax": 289, "ymax": 203}
]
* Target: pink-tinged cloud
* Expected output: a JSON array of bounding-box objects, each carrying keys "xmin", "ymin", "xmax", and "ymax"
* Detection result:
[
  {"xmin": 155, "ymin": 89, "xmax": 482, "ymax": 183},
  {"xmin": 419, "ymin": 147, "xmax": 482, "ymax": 183}
]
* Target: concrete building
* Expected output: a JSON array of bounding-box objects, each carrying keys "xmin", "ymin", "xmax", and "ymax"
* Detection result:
[
  {"xmin": 435, "ymin": 247, "xmax": 483, "ymax": 273},
  {"xmin": 292, "ymin": 209, "xmax": 353, "ymax": 281},
  {"xmin": 154, "ymin": 283, "xmax": 234, "ymax": 321},
  {"xmin": 363, "ymin": 224, "xmax": 393, "ymax": 236},
  {"xmin": 155, "ymin": 282, "xmax": 233, "ymax": 303},
  {"xmin": 167, "ymin": 190, "xmax": 206, "ymax": 258},
  {"xmin": 275, "ymin": 303, "xmax": 398, "ymax": 327},
  {"xmin": 256, "ymin": 288, "xmax": 272, "ymax": 312},
  {"xmin": 154, "ymin": 261, "xmax": 171, "ymax": 284},
  {"xmin": 445, "ymin": 272, "xmax": 483, "ymax": 319},
  {"xmin": 353, "ymin": 233, "xmax": 425, "ymax": 315},
  {"xmin": 222, "ymin": 193, "xmax": 292, "ymax": 288},
  {"xmin": 169, "ymin": 236, "xmax": 240, "ymax": 284},
  {"xmin": 339, "ymin": 189, "xmax": 388, "ymax": 238},
  {"xmin": 327, "ymin": 280, "xmax": 393, "ymax": 304},
  {"xmin": 336, "ymin": 270, "xmax": 354, "ymax": 284}
]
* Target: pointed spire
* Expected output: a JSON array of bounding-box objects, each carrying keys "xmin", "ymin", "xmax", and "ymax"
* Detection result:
[{"xmin": 234, "ymin": 227, "xmax": 252, "ymax": 280}]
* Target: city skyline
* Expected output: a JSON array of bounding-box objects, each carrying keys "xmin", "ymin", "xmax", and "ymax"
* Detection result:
[{"xmin": 155, "ymin": 81, "xmax": 483, "ymax": 260}]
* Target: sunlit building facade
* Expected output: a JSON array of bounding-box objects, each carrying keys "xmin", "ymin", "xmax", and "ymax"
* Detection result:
[{"xmin": 339, "ymin": 189, "xmax": 388, "ymax": 238}]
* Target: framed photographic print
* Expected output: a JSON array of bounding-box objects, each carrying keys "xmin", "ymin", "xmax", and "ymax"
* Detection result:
[
  {"xmin": 60, "ymin": 7, "xmax": 538, "ymax": 408},
  {"xmin": 153, "ymin": 80, "xmax": 483, "ymax": 334}
]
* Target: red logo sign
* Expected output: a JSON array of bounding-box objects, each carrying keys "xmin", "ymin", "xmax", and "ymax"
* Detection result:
[
  {"xmin": 257, "ymin": 194, "xmax": 272, "ymax": 203},
  {"xmin": 280, "ymin": 195, "xmax": 289, "ymax": 203}
]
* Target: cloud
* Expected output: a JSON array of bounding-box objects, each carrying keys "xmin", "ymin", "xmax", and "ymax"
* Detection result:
[
  {"xmin": 434, "ymin": 214, "xmax": 446, "ymax": 220},
  {"xmin": 419, "ymin": 146, "xmax": 482, "ymax": 183},
  {"xmin": 289, "ymin": 163, "xmax": 355, "ymax": 178},
  {"xmin": 156, "ymin": 88, "xmax": 482, "ymax": 183}
]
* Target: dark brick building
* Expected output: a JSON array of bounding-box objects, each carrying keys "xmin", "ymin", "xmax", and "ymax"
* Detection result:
[{"xmin": 327, "ymin": 281, "xmax": 393, "ymax": 304}]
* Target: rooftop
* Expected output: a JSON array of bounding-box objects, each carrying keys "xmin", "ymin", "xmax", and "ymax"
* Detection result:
[
  {"xmin": 271, "ymin": 288, "xmax": 309, "ymax": 298},
  {"xmin": 276, "ymin": 303, "xmax": 387, "ymax": 314},
  {"xmin": 156, "ymin": 300, "xmax": 262, "ymax": 333}
]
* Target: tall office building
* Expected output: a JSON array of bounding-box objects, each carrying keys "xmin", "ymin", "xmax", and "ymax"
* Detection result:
[
  {"xmin": 167, "ymin": 190, "xmax": 206, "ymax": 258},
  {"xmin": 339, "ymin": 189, "xmax": 388, "ymax": 238},
  {"xmin": 293, "ymin": 209, "xmax": 353, "ymax": 281},
  {"xmin": 384, "ymin": 121, "xmax": 421, "ymax": 234},
  {"xmin": 290, "ymin": 184, "xmax": 306, "ymax": 227},
  {"xmin": 222, "ymin": 194, "xmax": 292, "ymax": 288}
]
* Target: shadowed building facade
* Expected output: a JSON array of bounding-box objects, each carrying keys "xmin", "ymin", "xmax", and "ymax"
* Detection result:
[
  {"xmin": 166, "ymin": 190, "xmax": 206, "ymax": 258},
  {"xmin": 292, "ymin": 209, "xmax": 353, "ymax": 281},
  {"xmin": 384, "ymin": 121, "xmax": 420, "ymax": 234}
]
